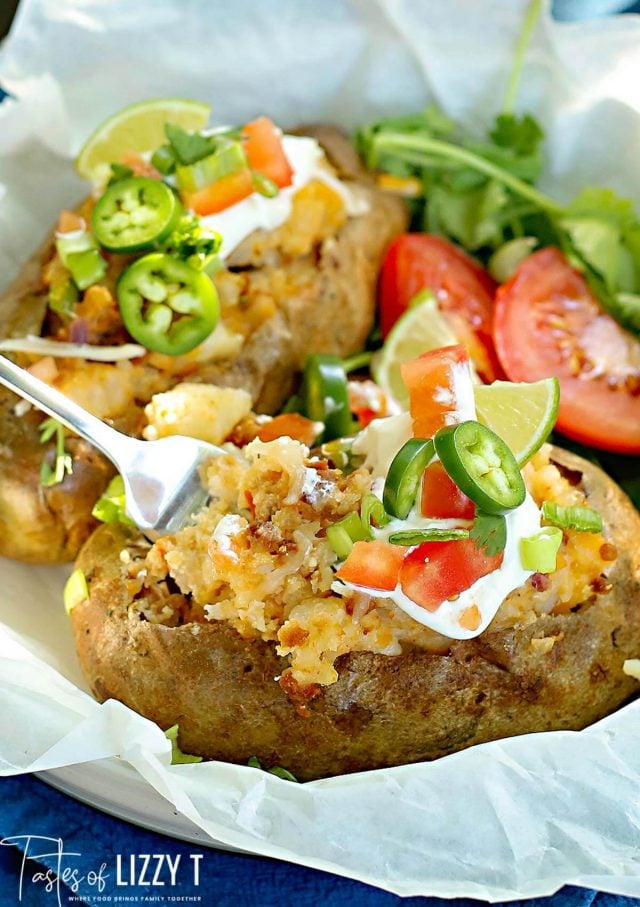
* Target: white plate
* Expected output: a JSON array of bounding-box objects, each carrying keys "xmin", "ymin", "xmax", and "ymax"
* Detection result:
[{"xmin": 37, "ymin": 760, "xmax": 241, "ymax": 852}]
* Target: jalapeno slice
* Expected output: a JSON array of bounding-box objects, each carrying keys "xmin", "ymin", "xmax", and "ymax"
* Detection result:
[
  {"xmin": 433, "ymin": 421, "xmax": 525, "ymax": 515},
  {"xmin": 92, "ymin": 177, "xmax": 182, "ymax": 253},
  {"xmin": 117, "ymin": 253, "xmax": 219, "ymax": 356},
  {"xmin": 383, "ymin": 438, "xmax": 435, "ymax": 519},
  {"xmin": 302, "ymin": 354, "xmax": 352, "ymax": 442}
]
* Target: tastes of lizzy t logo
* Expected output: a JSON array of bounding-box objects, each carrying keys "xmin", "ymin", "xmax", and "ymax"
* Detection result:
[{"xmin": 1, "ymin": 835, "xmax": 203, "ymax": 905}]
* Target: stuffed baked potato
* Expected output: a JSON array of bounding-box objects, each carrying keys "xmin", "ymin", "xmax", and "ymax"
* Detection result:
[
  {"xmin": 70, "ymin": 442, "xmax": 640, "ymax": 781},
  {"xmin": 0, "ymin": 125, "xmax": 407, "ymax": 564}
]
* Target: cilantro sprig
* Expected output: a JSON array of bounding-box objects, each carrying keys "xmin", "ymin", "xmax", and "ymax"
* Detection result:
[
  {"xmin": 470, "ymin": 512, "xmax": 507, "ymax": 557},
  {"xmin": 39, "ymin": 418, "xmax": 73, "ymax": 488}
]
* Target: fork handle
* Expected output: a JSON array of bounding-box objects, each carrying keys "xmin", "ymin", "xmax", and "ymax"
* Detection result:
[{"xmin": 0, "ymin": 354, "xmax": 135, "ymax": 469}]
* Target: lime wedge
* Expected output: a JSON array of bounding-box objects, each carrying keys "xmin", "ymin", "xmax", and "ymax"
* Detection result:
[
  {"xmin": 474, "ymin": 378, "xmax": 560, "ymax": 466},
  {"xmin": 372, "ymin": 294, "xmax": 458, "ymax": 407},
  {"xmin": 76, "ymin": 98, "xmax": 211, "ymax": 186}
]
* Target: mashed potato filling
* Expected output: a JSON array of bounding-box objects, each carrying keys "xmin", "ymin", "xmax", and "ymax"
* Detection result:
[{"xmin": 134, "ymin": 439, "xmax": 614, "ymax": 696}]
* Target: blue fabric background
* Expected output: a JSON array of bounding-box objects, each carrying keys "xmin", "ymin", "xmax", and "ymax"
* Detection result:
[{"xmin": 2, "ymin": 2, "xmax": 640, "ymax": 905}]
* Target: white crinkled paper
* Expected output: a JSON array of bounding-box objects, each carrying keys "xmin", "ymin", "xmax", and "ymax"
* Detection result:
[{"xmin": 1, "ymin": 0, "xmax": 640, "ymax": 899}]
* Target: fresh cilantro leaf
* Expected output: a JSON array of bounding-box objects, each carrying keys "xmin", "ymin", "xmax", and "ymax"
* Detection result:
[
  {"xmin": 470, "ymin": 512, "xmax": 507, "ymax": 556},
  {"xmin": 164, "ymin": 122, "xmax": 217, "ymax": 166},
  {"xmin": 108, "ymin": 163, "xmax": 134, "ymax": 186},
  {"xmin": 160, "ymin": 214, "xmax": 222, "ymax": 272},
  {"xmin": 489, "ymin": 113, "xmax": 544, "ymax": 157},
  {"xmin": 39, "ymin": 418, "xmax": 73, "ymax": 487}
]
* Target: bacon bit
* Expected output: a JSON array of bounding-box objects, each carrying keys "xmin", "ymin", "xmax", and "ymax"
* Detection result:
[
  {"xmin": 279, "ymin": 668, "xmax": 321, "ymax": 717},
  {"xmin": 120, "ymin": 151, "xmax": 162, "ymax": 179},
  {"xmin": 279, "ymin": 624, "xmax": 310, "ymax": 648},
  {"xmin": 245, "ymin": 490, "xmax": 257, "ymax": 519},
  {"xmin": 27, "ymin": 356, "xmax": 58, "ymax": 384},
  {"xmin": 57, "ymin": 210, "xmax": 85, "ymax": 234},
  {"xmin": 592, "ymin": 576, "xmax": 613, "ymax": 595},
  {"xmin": 530, "ymin": 572, "xmax": 551, "ymax": 592},
  {"xmin": 599, "ymin": 542, "xmax": 618, "ymax": 562},
  {"xmin": 257, "ymin": 413, "xmax": 319, "ymax": 446},
  {"xmin": 458, "ymin": 605, "xmax": 481, "ymax": 631}
]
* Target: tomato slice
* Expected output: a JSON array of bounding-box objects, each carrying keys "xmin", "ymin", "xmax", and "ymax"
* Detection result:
[
  {"xmin": 242, "ymin": 116, "xmax": 293, "ymax": 189},
  {"xmin": 378, "ymin": 233, "xmax": 502, "ymax": 382},
  {"xmin": 494, "ymin": 247, "xmax": 640, "ymax": 454},
  {"xmin": 421, "ymin": 460, "xmax": 475, "ymax": 521},
  {"xmin": 399, "ymin": 539, "xmax": 503, "ymax": 612},
  {"xmin": 335, "ymin": 540, "xmax": 407, "ymax": 591},
  {"xmin": 185, "ymin": 167, "xmax": 254, "ymax": 215},
  {"xmin": 401, "ymin": 344, "xmax": 473, "ymax": 439},
  {"xmin": 256, "ymin": 413, "xmax": 319, "ymax": 446}
]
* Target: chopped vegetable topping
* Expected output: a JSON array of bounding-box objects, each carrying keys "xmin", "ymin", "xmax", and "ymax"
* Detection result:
[
  {"xmin": 360, "ymin": 492, "xmax": 390, "ymax": 538},
  {"xmin": 39, "ymin": 418, "xmax": 73, "ymax": 487},
  {"xmin": 383, "ymin": 437, "xmax": 434, "ymax": 519},
  {"xmin": 92, "ymin": 475, "xmax": 133, "ymax": 526},
  {"xmin": 63, "ymin": 568, "xmax": 88, "ymax": 614},
  {"xmin": 326, "ymin": 512, "xmax": 368, "ymax": 559},
  {"xmin": 302, "ymin": 354, "xmax": 352, "ymax": 443},
  {"xmin": 520, "ymin": 526, "xmax": 563, "ymax": 573},
  {"xmin": 469, "ymin": 511, "xmax": 507, "ymax": 557},
  {"xmin": 336, "ymin": 539, "xmax": 407, "ymax": 591},
  {"xmin": 401, "ymin": 344, "xmax": 474, "ymax": 439},
  {"xmin": 388, "ymin": 527, "xmax": 470, "ymax": 545},
  {"xmin": 92, "ymin": 177, "xmax": 183, "ymax": 253},
  {"xmin": 541, "ymin": 501, "xmax": 604, "ymax": 534}
]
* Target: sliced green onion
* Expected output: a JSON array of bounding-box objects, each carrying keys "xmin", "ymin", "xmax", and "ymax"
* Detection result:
[
  {"xmin": 326, "ymin": 512, "xmax": 368, "ymax": 559},
  {"xmin": 383, "ymin": 438, "xmax": 435, "ymax": 520},
  {"xmin": 151, "ymin": 144, "xmax": 177, "ymax": 175},
  {"xmin": 520, "ymin": 526, "xmax": 563, "ymax": 573},
  {"xmin": 541, "ymin": 501, "xmax": 603, "ymax": 534},
  {"xmin": 175, "ymin": 141, "xmax": 247, "ymax": 193},
  {"xmin": 319, "ymin": 438, "xmax": 364, "ymax": 474},
  {"xmin": 64, "ymin": 568, "xmax": 88, "ymax": 614},
  {"xmin": 108, "ymin": 163, "xmax": 135, "ymax": 185},
  {"xmin": 66, "ymin": 248, "xmax": 107, "ymax": 290},
  {"xmin": 55, "ymin": 230, "xmax": 95, "ymax": 265},
  {"xmin": 48, "ymin": 276, "xmax": 79, "ymax": 319},
  {"xmin": 92, "ymin": 474, "xmax": 133, "ymax": 526},
  {"xmin": 39, "ymin": 418, "xmax": 73, "ymax": 487},
  {"xmin": 389, "ymin": 527, "xmax": 470, "ymax": 545},
  {"xmin": 360, "ymin": 493, "xmax": 389, "ymax": 538},
  {"xmin": 252, "ymin": 172, "xmax": 279, "ymax": 198}
]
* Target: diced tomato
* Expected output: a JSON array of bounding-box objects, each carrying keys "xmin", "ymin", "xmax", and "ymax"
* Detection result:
[
  {"xmin": 399, "ymin": 539, "xmax": 503, "ymax": 612},
  {"xmin": 257, "ymin": 413, "xmax": 319, "ymax": 446},
  {"xmin": 421, "ymin": 461, "xmax": 475, "ymax": 520},
  {"xmin": 57, "ymin": 210, "xmax": 85, "ymax": 234},
  {"xmin": 185, "ymin": 168, "xmax": 254, "ymax": 215},
  {"xmin": 336, "ymin": 540, "xmax": 407, "ymax": 592},
  {"xmin": 242, "ymin": 116, "xmax": 293, "ymax": 189},
  {"xmin": 348, "ymin": 379, "xmax": 389, "ymax": 429},
  {"xmin": 494, "ymin": 247, "xmax": 640, "ymax": 454},
  {"xmin": 400, "ymin": 344, "xmax": 472, "ymax": 439},
  {"xmin": 378, "ymin": 233, "xmax": 502, "ymax": 382}
]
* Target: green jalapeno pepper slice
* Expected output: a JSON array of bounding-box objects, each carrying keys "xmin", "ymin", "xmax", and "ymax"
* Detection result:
[
  {"xmin": 92, "ymin": 177, "xmax": 182, "ymax": 253},
  {"xmin": 433, "ymin": 420, "xmax": 525, "ymax": 515},
  {"xmin": 117, "ymin": 252, "xmax": 219, "ymax": 356},
  {"xmin": 383, "ymin": 438, "xmax": 435, "ymax": 520},
  {"xmin": 302, "ymin": 354, "xmax": 352, "ymax": 443}
]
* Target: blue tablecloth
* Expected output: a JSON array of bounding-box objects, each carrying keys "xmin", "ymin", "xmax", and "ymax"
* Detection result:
[{"xmin": 0, "ymin": 773, "xmax": 629, "ymax": 907}]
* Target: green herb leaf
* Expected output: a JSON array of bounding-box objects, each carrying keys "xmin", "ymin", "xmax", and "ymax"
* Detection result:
[
  {"xmin": 164, "ymin": 123, "xmax": 218, "ymax": 166},
  {"xmin": 489, "ymin": 113, "xmax": 544, "ymax": 158},
  {"xmin": 92, "ymin": 474, "xmax": 134, "ymax": 526},
  {"xmin": 470, "ymin": 511, "xmax": 507, "ymax": 556},
  {"xmin": 160, "ymin": 214, "xmax": 222, "ymax": 271},
  {"xmin": 39, "ymin": 418, "xmax": 73, "ymax": 487},
  {"xmin": 108, "ymin": 162, "xmax": 134, "ymax": 186}
]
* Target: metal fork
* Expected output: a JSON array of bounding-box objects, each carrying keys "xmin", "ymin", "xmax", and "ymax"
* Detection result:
[{"xmin": 0, "ymin": 354, "xmax": 223, "ymax": 537}]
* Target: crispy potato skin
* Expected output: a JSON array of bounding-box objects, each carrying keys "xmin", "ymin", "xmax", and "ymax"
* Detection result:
[
  {"xmin": 72, "ymin": 449, "xmax": 640, "ymax": 780},
  {"xmin": 0, "ymin": 128, "xmax": 407, "ymax": 563}
]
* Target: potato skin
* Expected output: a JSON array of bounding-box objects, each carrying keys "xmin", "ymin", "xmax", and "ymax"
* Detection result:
[
  {"xmin": 71, "ymin": 448, "xmax": 640, "ymax": 781},
  {"xmin": 0, "ymin": 128, "xmax": 407, "ymax": 562}
]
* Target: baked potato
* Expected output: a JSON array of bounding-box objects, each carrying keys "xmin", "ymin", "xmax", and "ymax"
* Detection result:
[
  {"xmin": 70, "ymin": 445, "xmax": 640, "ymax": 781},
  {"xmin": 0, "ymin": 127, "xmax": 407, "ymax": 564}
]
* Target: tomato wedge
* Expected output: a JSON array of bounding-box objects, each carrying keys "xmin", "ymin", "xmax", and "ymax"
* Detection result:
[
  {"xmin": 256, "ymin": 413, "xmax": 319, "ymax": 446},
  {"xmin": 399, "ymin": 539, "xmax": 503, "ymax": 612},
  {"xmin": 242, "ymin": 116, "xmax": 293, "ymax": 189},
  {"xmin": 421, "ymin": 460, "xmax": 475, "ymax": 521},
  {"xmin": 494, "ymin": 247, "xmax": 640, "ymax": 454},
  {"xmin": 335, "ymin": 540, "xmax": 407, "ymax": 591},
  {"xmin": 379, "ymin": 233, "xmax": 502, "ymax": 382},
  {"xmin": 401, "ymin": 344, "xmax": 473, "ymax": 439},
  {"xmin": 185, "ymin": 167, "xmax": 254, "ymax": 216}
]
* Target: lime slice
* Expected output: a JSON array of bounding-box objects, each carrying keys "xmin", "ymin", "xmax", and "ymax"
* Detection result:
[
  {"xmin": 474, "ymin": 377, "xmax": 559, "ymax": 466},
  {"xmin": 372, "ymin": 294, "xmax": 458, "ymax": 407},
  {"xmin": 76, "ymin": 97, "xmax": 211, "ymax": 185}
]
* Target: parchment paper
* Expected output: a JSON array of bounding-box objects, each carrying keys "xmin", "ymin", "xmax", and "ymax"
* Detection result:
[{"xmin": 1, "ymin": 0, "xmax": 640, "ymax": 899}]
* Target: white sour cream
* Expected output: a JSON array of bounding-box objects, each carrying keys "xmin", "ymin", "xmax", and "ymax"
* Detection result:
[{"xmin": 199, "ymin": 135, "xmax": 369, "ymax": 259}]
